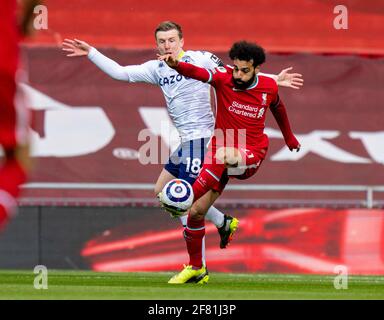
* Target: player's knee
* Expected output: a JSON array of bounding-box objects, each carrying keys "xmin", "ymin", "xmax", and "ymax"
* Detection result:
[
  {"xmin": 215, "ymin": 147, "xmax": 242, "ymax": 168},
  {"xmin": 189, "ymin": 203, "xmax": 206, "ymax": 220}
]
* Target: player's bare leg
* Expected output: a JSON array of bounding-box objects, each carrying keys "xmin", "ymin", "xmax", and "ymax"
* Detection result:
[
  {"xmin": 216, "ymin": 146, "xmax": 242, "ymax": 247},
  {"xmin": 154, "ymin": 168, "xmax": 176, "ymax": 196},
  {"xmin": 189, "ymin": 189, "xmax": 220, "ymax": 221},
  {"xmin": 190, "ymin": 145, "xmax": 242, "ymax": 249}
]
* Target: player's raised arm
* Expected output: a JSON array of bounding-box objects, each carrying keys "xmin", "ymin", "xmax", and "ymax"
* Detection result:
[
  {"xmin": 201, "ymin": 50, "xmax": 303, "ymax": 89},
  {"xmin": 202, "ymin": 52, "xmax": 303, "ymax": 89},
  {"xmin": 259, "ymin": 67, "xmax": 304, "ymax": 89},
  {"xmin": 269, "ymin": 96, "xmax": 301, "ymax": 152},
  {"xmin": 158, "ymin": 54, "xmax": 212, "ymax": 83}
]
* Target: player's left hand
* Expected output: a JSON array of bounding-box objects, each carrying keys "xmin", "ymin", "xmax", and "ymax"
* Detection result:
[
  {"xmin": 157, "ymin": 192, "xmax": 186, "ymax": 218},
  {"xmin": 159, "ymin": 201, "xmax": 186, "ymax": 218},
  {"xmin": 286, "ymin": 136, "xmax": 301, "ymax": 152},
  {"xmin": 277, "ymin": 67, "xmax": 304, "ymax": 89}
]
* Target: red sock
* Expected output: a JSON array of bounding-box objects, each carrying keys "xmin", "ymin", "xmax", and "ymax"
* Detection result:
[
  {"xmin": 192, "ymin": 163, "xmax": 226, "ymax": 201},
  {"xmin": 184, "ymin": 213, "xmax": 205, "ymax": 268}
]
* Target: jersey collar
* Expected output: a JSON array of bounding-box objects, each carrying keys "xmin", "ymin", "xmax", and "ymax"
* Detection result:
[
  {"xmin": 232, "ymin": 74, "xmax": 259, "ymax": 91},
  {"xmin": 246, "ymin": 74, "xmax": 259, "ymax": 90},
  {"xmin": 177, "ymin": 50, "xmax": 185, "ymax": 60}
]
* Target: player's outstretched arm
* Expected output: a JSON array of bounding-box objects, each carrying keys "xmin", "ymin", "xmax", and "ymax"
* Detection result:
[
  {"xmin": 158, "ymin": 54, "xmax": 211, "ymax": 82},
  {"xmin": 259, "ymin": 67, "xmax": 304, "ymax": 89},
  {"xmin": 62, "ymin": 39, "xmax": 133, "ymax": 81},
  {"xmin": 270, "ymin": 98, "xmax": 301, "ymax": 152}
]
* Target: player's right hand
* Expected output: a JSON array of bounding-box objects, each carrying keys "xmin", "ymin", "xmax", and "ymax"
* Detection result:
[
  {"xmin": 62, "ymin": 39, "xmax": 91, "ymax": 57},
  {"xmin": 157, "ymin": 53, "xmax": 179, "ymax": 68}
]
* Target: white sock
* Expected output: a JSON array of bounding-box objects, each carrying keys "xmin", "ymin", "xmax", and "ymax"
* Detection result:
[
  {"xmin": 202, "ymin": 236, "xmax": 206, "ymax": 267},
  {"xmin": 179, "ymin": 214, "xmax": 188, "ymax": 227},
  {"xmin": 206, "ymin": 206, "xmax": 225, "ymax": 228}
]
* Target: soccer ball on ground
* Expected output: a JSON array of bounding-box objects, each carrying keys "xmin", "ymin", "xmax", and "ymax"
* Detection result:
[{"xmin": 159, "ymin": 179, "xmax": 194, "ymax": 216}]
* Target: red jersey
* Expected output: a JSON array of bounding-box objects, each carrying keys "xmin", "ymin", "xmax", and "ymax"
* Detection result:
[
  {"xmin": 173, "ymin": 61, "xmax": 299, "ymax": 199},
  {"xmin": 0, "ymin": 0, "xmax": 19, "ymax": 75},
  {"xmin": 175, "ymin": 61, "xmax": 299, "ymax": 152},
  {"xmin": 207, "ymin": 65, "xmax": 278, "ymax": 149}
]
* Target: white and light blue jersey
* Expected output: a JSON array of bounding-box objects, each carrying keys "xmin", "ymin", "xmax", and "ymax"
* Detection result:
[{"xmin": 88, "ymin": 49, "xmax": 222, "ymax": 142}]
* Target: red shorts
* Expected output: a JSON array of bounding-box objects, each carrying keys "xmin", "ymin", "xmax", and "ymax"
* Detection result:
[
  {"xmin": 200, "ymin": 143, "xmax": 267, "ymax": 194},
  {"xmin": 0, "ymin": 71, "xmax": 29, "ymax": 149}
]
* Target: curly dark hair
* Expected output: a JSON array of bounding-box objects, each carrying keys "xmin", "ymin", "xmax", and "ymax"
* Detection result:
[{"xmin": 229, "ymin": 41, "xmax": 266, "ymax": 67}]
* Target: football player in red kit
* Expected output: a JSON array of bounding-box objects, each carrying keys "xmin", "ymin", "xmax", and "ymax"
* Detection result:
[
  {"xmin": 0, "ymin": 0, "xmax": 40, "ymax": 231},
  {"xmin": 159, "ymin": 41, "xmax": 301, "ymax": 283}
]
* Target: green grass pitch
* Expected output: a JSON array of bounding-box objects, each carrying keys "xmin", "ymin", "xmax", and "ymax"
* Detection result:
[{"xmin": 1, "ymin": 270, "xmax": 384, "ymax": 300}]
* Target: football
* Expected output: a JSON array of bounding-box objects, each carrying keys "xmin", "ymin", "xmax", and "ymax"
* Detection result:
[{"xmin": 159, "ymin": 179, "xmax": 194, "ymax": 213}]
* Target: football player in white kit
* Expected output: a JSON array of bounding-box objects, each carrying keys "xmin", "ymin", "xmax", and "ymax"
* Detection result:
[{"xmin": 62, "ymin": 21, "xmax": 303, "ymax": 279}]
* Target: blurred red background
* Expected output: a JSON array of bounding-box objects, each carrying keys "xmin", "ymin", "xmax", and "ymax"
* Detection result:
[{"xmin": 26, "ymin": 0, "xmax": 384, "ymax": 54}]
